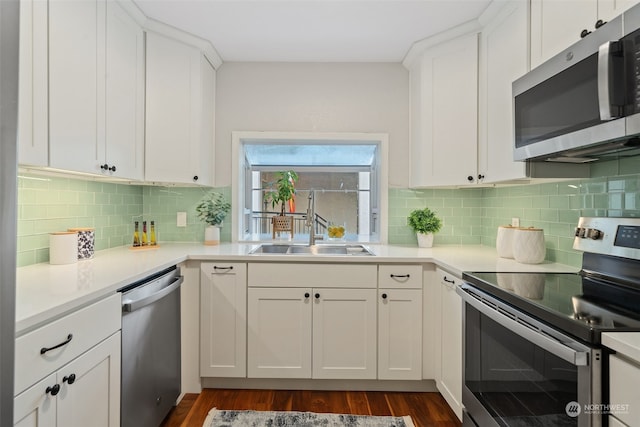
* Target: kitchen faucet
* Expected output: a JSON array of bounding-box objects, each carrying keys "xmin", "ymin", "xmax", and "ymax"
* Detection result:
[{"xmin": 306, "ymin": 190, "xmax": 323, "ymax": 246}]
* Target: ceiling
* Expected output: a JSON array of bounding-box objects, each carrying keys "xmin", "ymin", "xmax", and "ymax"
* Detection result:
[{"xmin": 133, "ymin": 0, "xmax": 492, "ymax": 63}]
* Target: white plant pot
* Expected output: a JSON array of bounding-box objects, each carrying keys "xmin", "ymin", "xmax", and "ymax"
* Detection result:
[
  {"xmin": 204, "ymin": 225, "xmax": 220, "ymax": 246},
  {"xmin": 416, "ymin": 232, "xmax": 434, "ymax": 248}
]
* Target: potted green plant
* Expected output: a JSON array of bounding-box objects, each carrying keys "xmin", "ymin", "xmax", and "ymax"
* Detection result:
[
  {"xmin": 408, "ymin": 207, "xmax": 442, "ymax": 248},
  {"xmin": 196, "ymin": 191, "xmax": 231, "ymax": 245},
  {"xmin": 264, "ymin": 170, "xmax": 299, "ymax": 215}
]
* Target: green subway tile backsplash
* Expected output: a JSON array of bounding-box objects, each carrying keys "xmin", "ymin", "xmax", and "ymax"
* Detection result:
[{"xmin": 17, "ymin": 163, "xmax": 640, "ymax": 269}]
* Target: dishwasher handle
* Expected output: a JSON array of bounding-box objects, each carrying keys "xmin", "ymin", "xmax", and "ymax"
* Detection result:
[{"xmin": 122, "ymin": 275, "xmax": 183, "ymax": 313}]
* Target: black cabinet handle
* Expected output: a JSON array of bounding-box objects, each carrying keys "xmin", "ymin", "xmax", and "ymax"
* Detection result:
[
  {"xmin": 100, "ymin": 163, "xmax": 109, "ymax": 170},
  {"xmin": 108, "ymin": 165, "xmax": 116, "ymax": 172},
  {"xmin": 315, "ymin": 293, "xmax": 320, "ymax": 299},
  {"xmin": 63, "ymin": 374, "xmax": 76, "ymax": 385},
  {"xmin": 580, "ymin": 29, "xmax": 591, "ymax": 38},
  {"xmin": 304, "ymin": 292, "xmax": 310, "ymax": 298},
  {"xmin": 382, "ymin": 293, "xmax": 388, "ymax": 300},
  {"xmin": 595, "ymin": 19, "xmax": 606, "ymax": 29},
  {"xmin": 41, "ymin": 334, "xmax": 73, "ymax": 355},
  {"xmin": 467, "ymin": 175, "xmax": 474, "ymax": 182},
  {"xmin": 443, "ymin": 277, "xmax": 455, "ymax": 284},
  {"xmin": 390, "ymin": 274, "xmax": 410, "ymax": 278},
  {"xmin": 213, "ymin": 266, "xmax": 233, "ymax": 271},
  {"xmin": 46, "ymin": 384, "xmax": 60, "ymax": 396},
  {"xmin": 193, "ymin": 175, "xmax": 199, "ymax": 181},
  {"xmin": 478, "ymin": 174, "xmax": 485, "ymax": 180}
]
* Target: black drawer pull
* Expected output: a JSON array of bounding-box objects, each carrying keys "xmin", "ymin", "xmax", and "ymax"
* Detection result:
[
  {"xmin": 390, "ymin": 274, "xmax": 410, "ymax": 278},
  {"xmin": 382, "ymin": 293, "xmax": 388, "ymax": 299},
  {"xmin": 41, "ymin": 334, "xmax": 73, "ymax": 355},
  {"xmin": 443, "ymin": 277, "xmax": 455, "ymax": 284},
  {"xmin": 46, "ymin": 384, "xmax": 60, "ymax": 396},
  {"xmin": 304, "ymin": 292, "xmax": 310, "ymax": 298},
  {"xmin": 315, "ymin": 293, "xmax": 320, "ymax": 299},
  {"xmin": 213, "ymin": 266, "xmax": 233, "ymax": 271},
  {"xmin": 63, "ymin": 374, "xmax": 76, "ymax": 385}
]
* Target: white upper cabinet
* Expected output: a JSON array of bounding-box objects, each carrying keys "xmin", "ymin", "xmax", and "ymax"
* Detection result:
[
  {"xmin": 48, "ymin": 0, "xmax": 144, "ymax": 180},
  {"xmin": 477, "ymin": 1, "xmax": 530, "ymax": 183},
  {"xmin": 531, "ymin": 0, "xmax": 639, "ymax": 69},
  {"xmin": 18, "ymin": 0, "xmax": 48, "ymax": 167},
  {"xmin": 145, "ymin": 32, "xmax": 215, "ymax": 186},
  {"xmin": 409, "ymin": 32, "xmax": 479, "ymax": 187}
]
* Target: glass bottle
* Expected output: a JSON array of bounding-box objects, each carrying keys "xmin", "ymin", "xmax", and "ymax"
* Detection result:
[
  {"xmin": 150, "ymin": 221, "xmax": 157, "ymax": 246},
  {"xmin": 133, "ymin": 221, "xmax": 140, "ymax": 247},
  {"xmin": 142, "ymin": 221, "xmax": 148, "ymax": 246}
]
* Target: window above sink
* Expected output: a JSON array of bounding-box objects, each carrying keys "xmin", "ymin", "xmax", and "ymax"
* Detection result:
[{"xmin": 232, "ymin": 132, "xmax": 389, "ymax": 245}]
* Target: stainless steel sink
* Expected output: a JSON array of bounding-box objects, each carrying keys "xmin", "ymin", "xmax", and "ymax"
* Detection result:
[{"xmin": 249, "ymin": 244, "xmax": 374, "ymax": 256}]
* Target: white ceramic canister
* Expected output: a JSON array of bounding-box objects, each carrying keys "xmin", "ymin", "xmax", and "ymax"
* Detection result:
[
  {"xmin": 68, "ymin": 227, "xmax": 95, "ymax": 259},
  {"xmin": 496, "ymin": 225, "xmax": 516, "ymax": 258},
  {"xmin": 49, "ymin": 232, "xmax": 78, "ymax": 265},
  {"xmin": 512, "ymin": 227, "xmax": 546, "ymax": 264}
]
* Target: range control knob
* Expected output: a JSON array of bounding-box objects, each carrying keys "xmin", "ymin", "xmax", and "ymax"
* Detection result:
[
  {"xmin": 587, "ymin": 229, "xmax": 603, "ymax": 240},
  {"xmin": 575, "ymin": 227, "xmax": 586, "ymax": 238}
]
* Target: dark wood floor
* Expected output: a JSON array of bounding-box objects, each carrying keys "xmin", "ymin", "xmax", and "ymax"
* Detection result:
[{"xmin": 160, "ymin": 389, "xmax": 461, "ymax": 427}]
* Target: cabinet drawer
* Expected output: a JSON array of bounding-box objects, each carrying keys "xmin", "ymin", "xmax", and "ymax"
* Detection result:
[
  {"xmin": 15, "ymin": 293, "xmax": 121, "ymax": 395},
  {"xmin": 436, "ymin": 268, "xmax": 461, "ymax": 289},
  {"xmin": 378, "ymin": 265, "xmax": 422, "ymax": 289},
  {"xmin": 610, "ymin": 354, "xmax": 640, "ymax": 426},
  {"xmin": 201, "ymin": 262, "xmax": 247, "ymax": 277},
  {"xmin": 248, "ymin": 263, "xmax": 377, "ymax": 288}
]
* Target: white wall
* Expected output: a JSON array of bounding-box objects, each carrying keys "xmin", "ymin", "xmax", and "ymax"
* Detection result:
[{"xmin": 215, "ymin": 62, "xmax": 410, "ymax": 187}]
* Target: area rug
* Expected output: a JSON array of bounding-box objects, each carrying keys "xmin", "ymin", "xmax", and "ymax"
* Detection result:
[{"xmin": 203, "ymin": 408, "xmax": 415, "ymax": 427}]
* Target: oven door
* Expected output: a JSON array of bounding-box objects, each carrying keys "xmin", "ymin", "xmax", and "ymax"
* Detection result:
[{"xmin": 458, "ymin": 284, "xmax": 602, "ymax": 427}]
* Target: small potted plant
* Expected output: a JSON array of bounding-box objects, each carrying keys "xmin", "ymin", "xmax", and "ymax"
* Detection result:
[
  {"xmin": 408, "ymin": 207, "xmax": 442, "ymax": 248},
  {"xmin": 264, "ymin": 171, "xmax": 299, "ymax": 238},
  {"xmin": 196, "ymin": 191, "xmax": 231, "ymax": 245}
]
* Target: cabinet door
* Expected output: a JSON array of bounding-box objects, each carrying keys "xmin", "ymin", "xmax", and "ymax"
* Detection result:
[
  {"xmin": 49, "ymin": 0, "xmax": 103, "ymax": 174},
  {"xmin": 18, "ymin": 0, "xmax": 48, "ymax": 167},
  {"xmin": 410, "ymin": 33, "xmax": 478, "ymax": 187},
  {"xmin": 247, "ymin": 287, "xmax": 312, "ymax": 378},
  {"xmin": 200, "ymin": 263, "xmax": 247, "ymax": 377},
  {"xmin": 438, "ymin": 270, "xmax": 463, "ymax": 421},
  {"xmin": 145, "ymin": 32, "xmax": 204, "ymax": 185},
  {"xmin": 378, "ymin": 289, "xmax": 422, "ymax": 380},
  {"xmin": 530, "ymin": 0, "xmax": 598, "ymax": 68},
  {"xmin": 104, "ymin": 1, "xmax": 144, "ymax": 180},
  {"xmin": 14, "ymin": 373, "xmax": 56, "ymax": 427},
  {"xmin": 198, "ymin": 56, "xmax": 215, "ymax": 187},
  {"xmin": 56, "ymin": 333, "xmax": 120, "ymax": 427},
  {"xmin": 478, "ymin": 1, "xmax": 529, "ymax": 183},
  {"xmin": 312, "ymin": 288, "xmax": 377, "ymax": 380},
  {"xmin": 599, "ymin": 0, "xmax": 639, "ymax": 22}
]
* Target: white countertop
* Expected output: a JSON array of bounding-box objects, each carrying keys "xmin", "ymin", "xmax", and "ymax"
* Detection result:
[
  {"xmin": 16, "ymin": 242, "xmax": 577, "ymax": 335},
  {"xmin": 603, "ymin": 332, "xmax": 640, "ymax": 363}
]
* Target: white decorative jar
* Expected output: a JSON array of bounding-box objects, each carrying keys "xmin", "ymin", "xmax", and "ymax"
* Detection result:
[
  {"xmin": 204, "ymin": 225, "xmax": 220, "ymax": 246},
  {"xmin": 513, "ymin": 227, "xmax": 546, "ymax": 264},
  {"xmin": 496, "ymin": 225, "xmax": 516, "ymax": 258},
  {"xmin": 49, "ymin": 232, "xmax": 78, "ymax": 265},
  {"xmin": 417, "ymin": 232, "xmax": 434, "ymax": 248}
]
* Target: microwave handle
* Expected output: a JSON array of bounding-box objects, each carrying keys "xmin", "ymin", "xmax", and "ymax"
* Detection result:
[
  {"xmin": 598, "ymin": 41, "xmax": 621, "ymax": 121},
  {"xmin": 458, "ymin": 286, "xmax": 589, "ymax": 366}
]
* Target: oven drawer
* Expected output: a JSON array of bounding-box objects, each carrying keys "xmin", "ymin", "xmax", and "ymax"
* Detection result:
[{"xmin": 610, "ymin": 354, "xmax": 640, "ymax": 426}]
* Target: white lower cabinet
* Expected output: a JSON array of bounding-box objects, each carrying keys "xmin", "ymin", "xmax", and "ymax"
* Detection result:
[
  {"xmin": 378, "ymin": 265, "xmax": 423, "ymax": 380},
  {"xmin": 436, "ymin": 268, "xmax": 463, "ymax": 421},
  {"xmin": 247, "ymin": 287, "xmax": 377, "ymax": 380},
  {"xmin": 200, "ymin": 263, "xmax": 247, "ymax": 377},
  {"xmin": 14, "ymin": 332, "xmax": 121, "ymax": 427},
  {"xmin": 609, "ymin": 354, "xmax": 640, "ymax": 426},
  {"xmin": 14, "ymin": 294, "xmax": 121, "ymax": 427}
]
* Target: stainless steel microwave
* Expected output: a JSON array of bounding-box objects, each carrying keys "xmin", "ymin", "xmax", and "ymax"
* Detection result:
[{"xmin": 513, "ymin": 5, "xmax": 640, "ymax": 163}]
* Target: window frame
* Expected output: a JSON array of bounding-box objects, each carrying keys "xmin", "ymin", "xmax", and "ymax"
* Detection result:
[{"xmin": 231, "ymin": 131, "xmax": 389, "ymax": 243}]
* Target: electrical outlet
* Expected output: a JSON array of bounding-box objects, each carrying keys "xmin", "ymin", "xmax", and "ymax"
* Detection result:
[
  {"xmin": 177, "ymin": 212, "xmax": 187, "ymax": 227},
  {"xmin": 511, "ymin": 217, "xmax": 520, "ymax": 227}
]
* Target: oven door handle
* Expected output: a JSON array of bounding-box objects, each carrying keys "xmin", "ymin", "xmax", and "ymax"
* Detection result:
[{"xmin": 459, "ymin": 289, "xmax": 589, "ymax": 366}]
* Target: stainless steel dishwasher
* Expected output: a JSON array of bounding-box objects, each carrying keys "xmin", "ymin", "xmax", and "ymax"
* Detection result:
[{"xmin": 119, "ymin": 266, "xmax": 183, "ymax": 427}]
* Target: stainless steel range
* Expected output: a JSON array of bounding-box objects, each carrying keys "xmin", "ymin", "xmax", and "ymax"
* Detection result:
[{"xmin": 459, "ymin": 217, "xmax": 640, "ymax": 427}]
